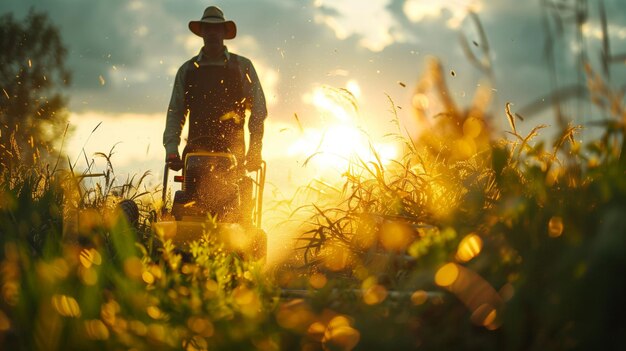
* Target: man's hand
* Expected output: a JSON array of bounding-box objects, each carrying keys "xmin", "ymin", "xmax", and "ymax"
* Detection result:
[
  {"xmin": 166, "ymin": 153, "xmax": 183, "ymax": 171},
  {"xmin": 244, "ymin": 151, "xmax": 262, "ymax": 172}
]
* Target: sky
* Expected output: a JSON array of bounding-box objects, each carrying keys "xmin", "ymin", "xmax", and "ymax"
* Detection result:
[{"xmin": 2, "ymin": 0, "xmax": 625, "ymax": 196}]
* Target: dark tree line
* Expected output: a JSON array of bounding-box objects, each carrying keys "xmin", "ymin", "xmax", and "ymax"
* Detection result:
[{"xmin": 0, "ymin": 10, "xmax": 71, "ymax": 174}]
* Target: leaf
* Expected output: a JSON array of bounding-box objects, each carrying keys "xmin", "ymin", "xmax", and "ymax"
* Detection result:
[
  {"xmin": 505, "ymin": 102, "xmax": 517, "ymax": 134},
  {"xmin": 91, "ymin": 121, "xmax": 102, "ymax": 134}
]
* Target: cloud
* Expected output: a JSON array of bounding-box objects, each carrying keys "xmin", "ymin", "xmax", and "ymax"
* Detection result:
[
  {"xmin": 6, "ymin": 0, "xmax": 623, "ymax": 174},
  {"xmin": 227, "ymin": 35, "xmax": 280, "ymax": 107},
  {"xmin": 65, "ymin": 111, "xmax": 164, "ymax": 186},
  {"xmin": 403, "ymin": 0, "xmax": 483, "ymax": 29},
  {"xmin": 178, "ymin": 33, "xmax": 203, "ymax": 57},
  {"xmin": 312, "ymin": 0, "xmax": 412, "ymax": 52},
  {"xmin": 1, "ymin": 0, "xmax": 194, "ymax": 112}
]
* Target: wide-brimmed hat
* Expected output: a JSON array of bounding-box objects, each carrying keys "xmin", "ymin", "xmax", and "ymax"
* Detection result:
[{"xmin": 188, "ymin": 6, "xmax": 237, "ymax": 39}]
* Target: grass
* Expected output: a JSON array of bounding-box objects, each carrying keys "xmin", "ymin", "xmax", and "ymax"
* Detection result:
[
  {"xmin": 268, "ymin": 57, "xmax": 625, "ymax": 350},
  {"xmin": 2, "ymin": 30, "xmax": 626, "ymax": 351}
]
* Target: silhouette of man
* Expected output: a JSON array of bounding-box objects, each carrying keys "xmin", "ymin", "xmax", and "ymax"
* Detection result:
[
  {"xmin": 163, "ymin": 6, "xmax": 267, "ymax": 222},
  {"xmin": 164, "ymin": 5, "xmax": 267, "ymax": 172}
]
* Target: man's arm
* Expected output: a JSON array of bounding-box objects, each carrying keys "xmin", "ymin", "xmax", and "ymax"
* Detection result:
[
  {"xmin": 163, "ymin": 63, "xmax": 188, "ymax": 158},
  {"xmin": 241, "ymin": 59, "xmax": 267, "ymax": 167}
]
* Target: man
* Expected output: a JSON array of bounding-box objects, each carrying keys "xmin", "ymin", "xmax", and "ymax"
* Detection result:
[
  {"xmin": 163, "ymin": 6, "xmax": 267, "ymax": 222},
  {"xmin": 163, "ymin": 5, "xmax": 267, "ymax": 172}
]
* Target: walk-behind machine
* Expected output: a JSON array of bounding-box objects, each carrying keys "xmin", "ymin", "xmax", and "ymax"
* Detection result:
[{"xmin": 152, "ymin": 149, "xmax": 267, "ymax": 261}]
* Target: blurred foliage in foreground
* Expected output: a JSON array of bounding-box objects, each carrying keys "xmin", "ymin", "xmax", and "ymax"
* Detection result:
[
  {"xmin": 1, "ymin": 56, "xmax": 625, "ymax": 350},
  {"xmin": 2, "ymin": 5, "xmax": 626, "ymax": 348}
]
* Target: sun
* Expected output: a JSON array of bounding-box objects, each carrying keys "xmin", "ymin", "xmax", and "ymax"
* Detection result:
[{"xmin": 288, "ymin": 84, "xmax": 398, "ymax": 172}]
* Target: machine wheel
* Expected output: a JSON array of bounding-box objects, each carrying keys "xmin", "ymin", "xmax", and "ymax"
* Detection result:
[
  {"xmin": 118, "ymin": 199, "xmax": 139, "ymax": 227},
  {"xmin": 172, "ymin": 191, "xmax": 187, "ymax": 220}
]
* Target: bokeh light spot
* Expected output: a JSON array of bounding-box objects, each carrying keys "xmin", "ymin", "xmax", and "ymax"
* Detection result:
[
  {"xmin": 147, "ymin": 306, "xmax": 163, "ymax": 320},
  {"xmin": 380, "ymin": 221, "xmax": 413, "ymax": 251},
  {"xmin": 322, "ymin": 244, "xmax": 352, "ymax": 271},
  {"xmin": 323, "ymin": 316, "xmax": 360, "ymax": 351},
  {"xmin": 79, "ymin": 248, "xmax": 102, "ymax": 268},
  {"xmin": 455, "ymin": 233, "xmax": 483, "ymax": 262},
  {"xmin": 548, "ymin": 216, "xmax": 564, "ymax": 237},
  {"xmin": 470, "ymin": 303, "xmax": 498, "ymax": 327},
  {"xmin": 84, "ymin": 319, "xmax": 109, "ymax": 340},
  {"xmin": 142, "ymin": 271, "xmax": 155, "ymax": 285},
  {"xmin": 0, "ymin": 310, "xmax": 11, "ymax": 331},
  {"xmin": 129, "ymin": 320, "xmax": 148, "ymax": 336},
  {"xmin": 411, "ymin": 290, "xmax": 428, "ymax": 305},
  {"xmin": 276, "ymin": 299, "xmax": 315, "ymax": 332},
  {"xmin": 187, "ymin": 317, "xmax": 214, "ymax": 337},
  {"xmin": 79, "ymin": 266, "xmax": 99, "ymax": 286},
  {"xmin": 124, "ymin": 257, "xmax": 143, "ymax": 279},
  {"xmin": 363, "ymin": 284, "xmax": 388, "ymax": 305},
  {"xmin": 435, "ymin": 263, "xmax": 459, "ymax": 287},
  {"xmin": 309, "ymin": 273, "xmax": 328, "ymax": 289},
  {"xmin": 307, "ymin": 321, "xmax": 326, "ymax": 341},
  {"xmin": 51, "ymin": 294, "xmax": 81, "ymax": 318}
]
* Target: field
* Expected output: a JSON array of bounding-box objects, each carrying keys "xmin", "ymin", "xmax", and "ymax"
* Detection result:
[{"xmin": 1, "ymin": 52, "xmax": 625, "ymax": 351}]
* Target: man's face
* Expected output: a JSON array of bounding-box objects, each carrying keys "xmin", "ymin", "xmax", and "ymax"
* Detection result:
[{"xmin": 201, "ymin": 24, "xmax": 225, "ymax": 48}]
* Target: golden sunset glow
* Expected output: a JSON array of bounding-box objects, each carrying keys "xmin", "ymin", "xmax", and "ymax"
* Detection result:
[
  {"xmin": 288, "ymin": 84, "xmax": 399, "ymax": 172},
  {"xmin": 3, "ymin": 1, "xmax": 623, "ymax": 348},
  {"xmin": 287, "ymin": 125, "xmax": 398, "ymax": 170}
]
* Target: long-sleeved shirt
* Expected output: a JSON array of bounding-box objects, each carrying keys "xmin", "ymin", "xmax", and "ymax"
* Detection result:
[{"xmin": 163, "ymin": 46, "xmax": 267, "ymax": 158}]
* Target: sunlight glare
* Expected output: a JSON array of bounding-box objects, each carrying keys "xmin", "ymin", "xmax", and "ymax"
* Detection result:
[
  {"xmin": 291, "ymin": 85, "xmax": 398, "ymax": 171},
  {"xmin": 346, "ymin": 79, "xmax": 361, "ymax": 98},
  {"xmin": 291, "ymin": 125, "xmax": 398, "ymax": 170},
  {"xmin": 312, "ymin": 86, "xmax": 354, "ymax": 123}
]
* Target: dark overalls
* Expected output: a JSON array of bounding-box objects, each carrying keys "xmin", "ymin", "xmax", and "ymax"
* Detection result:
[
  {"xmin": 181, "ymin": 54, "xmax": 253, "ymax": 223},
  {"xmin": 183, "ymin": 54, "xmax": 246, "ymax": 163}
]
